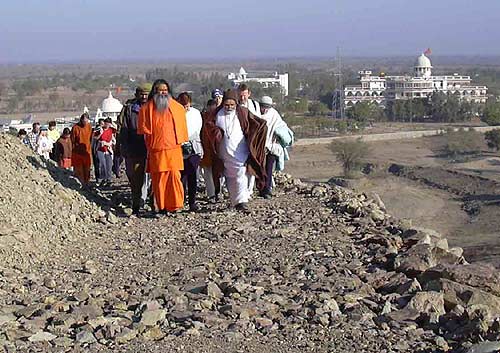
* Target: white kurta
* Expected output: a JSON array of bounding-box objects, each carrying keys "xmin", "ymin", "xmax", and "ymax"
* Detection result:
[
  {"xmin": 186, "ymin": 107, "xmax": 203, "ymax": 155},
  {"xmin": 216, "ymin": 109, "xmax": 250, "ymax": 206},
  {"xmin": 37, "ymin": 135, "xmax": 53, "ymax": 160}
]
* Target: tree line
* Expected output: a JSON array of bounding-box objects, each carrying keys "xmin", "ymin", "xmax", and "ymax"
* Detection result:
[{"xmin": 346, "ymin": 92, "xmax": 500, "ymax": 125}]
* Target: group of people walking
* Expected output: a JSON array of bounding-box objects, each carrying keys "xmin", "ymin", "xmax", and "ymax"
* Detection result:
[
  {"xmin": 19, "ymin": 121, "xmax": 73, "ymax": 169},
  {"xmin": 19, "ymin": 80, "xmax": 294, "ymax": 215},
  {"xmin": 19, "ymin": 115, "xmax": 119, "ymax": 187}
]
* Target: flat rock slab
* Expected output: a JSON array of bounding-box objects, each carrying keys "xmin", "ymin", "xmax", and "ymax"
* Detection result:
[
  {"xmin": 467, "ymin": 341, "xmax": 500, "ymax": 353},
  {"xmin": 28, "ymin": 331, "xmax": 57, "ymax": 342},
  {"xmin": 0, "ymin": 313, "xmax": 16, "ymax": 325}
]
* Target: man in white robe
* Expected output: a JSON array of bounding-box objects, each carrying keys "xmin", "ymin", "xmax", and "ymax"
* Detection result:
[
  {"xmin": 178, "ymin": 92, "xmax": 204, "ymax": 211},
  {"xmin": 202, "ymin": 89, "xmax": 267, "ymax": 212},
  {"xmin": 258, "ymin": 96, "xmax": 290, "ymax": 198},
  {"xmin": 216, "ymin": 94, "xmax": 251, "ymax": 210}
]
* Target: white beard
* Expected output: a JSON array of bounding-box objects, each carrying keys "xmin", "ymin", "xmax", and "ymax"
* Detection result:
[{"xmin": 154, "ymin": 94, "xmax": 170, "ymax": 112}]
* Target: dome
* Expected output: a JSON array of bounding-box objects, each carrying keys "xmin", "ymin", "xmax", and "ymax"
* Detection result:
[
  {"xmin": 239, "ymin": 67, "xmax": 247, "ymax": 76},
  {"xmin": 415, "ymin": 54, "xmax": 432, "ymax": 68},
  {"xmin": 101, "ymin": 92, "xmax": 123, "ymax": 113}
]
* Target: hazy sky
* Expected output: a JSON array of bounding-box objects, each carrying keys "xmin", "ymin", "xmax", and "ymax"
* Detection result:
[{"xmin": 1, "ymin": 0, "xmax": 499, "ymax": 63}]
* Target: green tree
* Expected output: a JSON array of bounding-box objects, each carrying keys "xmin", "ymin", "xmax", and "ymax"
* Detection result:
[
  {"xmin": 443, "ymin": 93, "xmax": 461, "ymax": 122},
  {"xmin": 429, "ymin": 92, "xmax": 448, "ymax": 122},
  {"xmin": 334, "ymin": 120, "xmax": 349, "ymax": 134},
  {"xmin": 7, "ymin": 97, "xmax": 20, "ymax": 113},
  {"xmin": 408, "ymin": 98, "xmax": 427, "ymax": 122},
  {"xmin": 485, "ymin": 129, "xmax": 500, "ymax": 151},
  {"xmin": 308, "ymin": 101, "xmax": 329, "ymax": 115},
  {"xmin": 11, "ymin": 79, "xmax": 44, "ymax": 98},
  {"xmin": 346, "ymin": 102, "xmax": 385, "ymax": 122},
  {"xmin": 284, "ymin": 97, "xmax": 308, "ymax": 114},
  {"xmin": 483, "ymin": 101, "xmax": 500, "ymax": 126}
]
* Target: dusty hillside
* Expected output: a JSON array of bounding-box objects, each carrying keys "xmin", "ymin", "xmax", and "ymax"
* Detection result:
[{"xmin": 0, "ymin": 134, "xmax": 102, "ymax": 268}]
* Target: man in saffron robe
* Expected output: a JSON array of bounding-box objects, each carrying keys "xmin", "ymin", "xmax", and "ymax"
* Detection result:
[
  {"xmin": 138, "ymin": 79, "xmax": 188, "ymax": 213},
  {"xmin": 71, "ymin": 113, "xmax": 93, "ymax": 186}
]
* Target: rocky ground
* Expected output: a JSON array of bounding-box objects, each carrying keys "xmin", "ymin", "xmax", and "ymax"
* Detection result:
[
  {"xmin": 288, "ymin": 138, "xmax": 500, "ymax": 268},
  {"xmin": 1, "ymin": 133, "xmax": 500, "ymax": 353}
]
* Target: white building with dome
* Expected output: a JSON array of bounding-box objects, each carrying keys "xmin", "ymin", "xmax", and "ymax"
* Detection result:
[
  {"xmin": 228, "ymin": 67, "xmax": 289, "ymax": 96},
  {"xmin": 344, "ymin": 53, "xmax": 488, "ymax": 107},
  {"xmin": 95, "ymin": 91, "xmax": 123, "ymax": 122}
]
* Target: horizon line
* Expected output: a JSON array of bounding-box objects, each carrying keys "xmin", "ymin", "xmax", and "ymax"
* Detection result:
[{"xmin": 1, "ymin": 54, "xmax": 500, "ymax": 66}]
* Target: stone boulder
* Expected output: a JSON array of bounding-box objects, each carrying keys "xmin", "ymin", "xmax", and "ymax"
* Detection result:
[
  {"xmin": 420, "ymin": 263, "xmax": 500, "ymax": 297},
  {"xmin": 394, "ymin": 244, "xmax": 462, "ymax": 276},
  {"xmin": 425, "ymin": 278, "xmax": 500, "ymax": 318},
  {"xmin": 405, "ymin": 291, "xmax": 446, "ymax": 318}
]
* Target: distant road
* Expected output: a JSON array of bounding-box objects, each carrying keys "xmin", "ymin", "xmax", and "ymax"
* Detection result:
[{"xmin": 295, "ymin": 126, "xmax": 500, "ymax": 146}]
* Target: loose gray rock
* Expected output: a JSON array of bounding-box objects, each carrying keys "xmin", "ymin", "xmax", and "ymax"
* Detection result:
[
  {"xmin": 115, "ymin": 328, "xmax": 137, "ymax": 344},
  {"xmin": 467, "ymin": 341, "xmax": 500, "ymax": 353},
  {"xmin": 28, "ymin": 331, "xmax": 57, "ymax": 342},
  {"xmin": 140, "ymin": 309, "xmax": 167, "ymax": 327},
  {"xmin": 75, "ymin": 330, "xmax": 97, "ymax": 344},
  {"xmin": 0, "ymin": 313, "xmax": 16, "ymax": 325}
]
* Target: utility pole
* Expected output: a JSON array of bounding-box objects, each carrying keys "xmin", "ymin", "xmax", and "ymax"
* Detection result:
[
  {"xmin": 409, "ymin": 97, "xmax": 413, "ymax": 123},
  {"xmin": 333, "ymin": 46, "xmax": 345, "ymax": 119}
]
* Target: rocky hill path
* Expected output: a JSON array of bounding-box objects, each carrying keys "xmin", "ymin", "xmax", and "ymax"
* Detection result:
[{"xmin": 1, "ymin": 134, "xmax": 500, "ymax": 353}]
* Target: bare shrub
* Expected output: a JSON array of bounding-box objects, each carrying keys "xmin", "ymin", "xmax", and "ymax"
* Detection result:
[
  {"xmin": 445, "ymin": 128, "xmax": 483, "ymax": 160},
  {"xmin": 330, "ymin": 138, "xmax": 371, "ymax": 177},
  {"xmin": 485, "ymin": 129, "xmax": 500, "ymax": 151}
]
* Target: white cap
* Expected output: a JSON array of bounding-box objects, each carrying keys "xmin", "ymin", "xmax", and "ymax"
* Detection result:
[{"xmin": 260, "ymin": 96, "xmax": 273, "ymax": 106}]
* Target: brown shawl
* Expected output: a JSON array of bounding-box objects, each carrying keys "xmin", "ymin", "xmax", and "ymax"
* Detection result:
[
  {"xmin": 55, "ymin": 135, "xmax": 73, "ymax": 160},
  {"xmin": 202, "ymin": 105, "xmax": 268, "ymax": 190}
]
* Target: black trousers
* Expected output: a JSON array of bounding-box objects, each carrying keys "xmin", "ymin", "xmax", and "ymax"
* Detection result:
[
  {"xmin": 113, "ymin": 154, "xmax": 124, "ymax": 178},
  {"xmin": 181, "ymin": 154, "xmax": 201, "ymax": 207},
  {"xmin": 263, "ymin": 154, "xmax": 277, "ymax": 194},
  {"xmin": 125, "ymin": 156, "xmax": 146, "ymax": 211},
  {"xmin": 92, "ymin": 149, "xmax": 100, "ymax": 180}
]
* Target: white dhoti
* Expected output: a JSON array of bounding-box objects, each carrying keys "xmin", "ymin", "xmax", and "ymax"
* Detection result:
[
  {"xmin": 141, "ymin": 172, "xmax": 151, "ymax": 203},
  {"xmin": 224, "ymin": 160, "xmax": 250, "ymax": 206},
  {"xmin": 247, "ymin": 175, "xmax": 255, "ymax": 197}
]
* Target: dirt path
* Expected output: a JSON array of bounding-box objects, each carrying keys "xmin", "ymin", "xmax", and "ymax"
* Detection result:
[{"xmin": 295, "ymin": 126, "xmax": 500, "ymax": 146}]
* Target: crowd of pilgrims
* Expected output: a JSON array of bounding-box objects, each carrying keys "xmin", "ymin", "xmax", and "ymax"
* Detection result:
[{"xmin": 16, "ymin": 80, "xmax": 294, "ymax": 215}]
